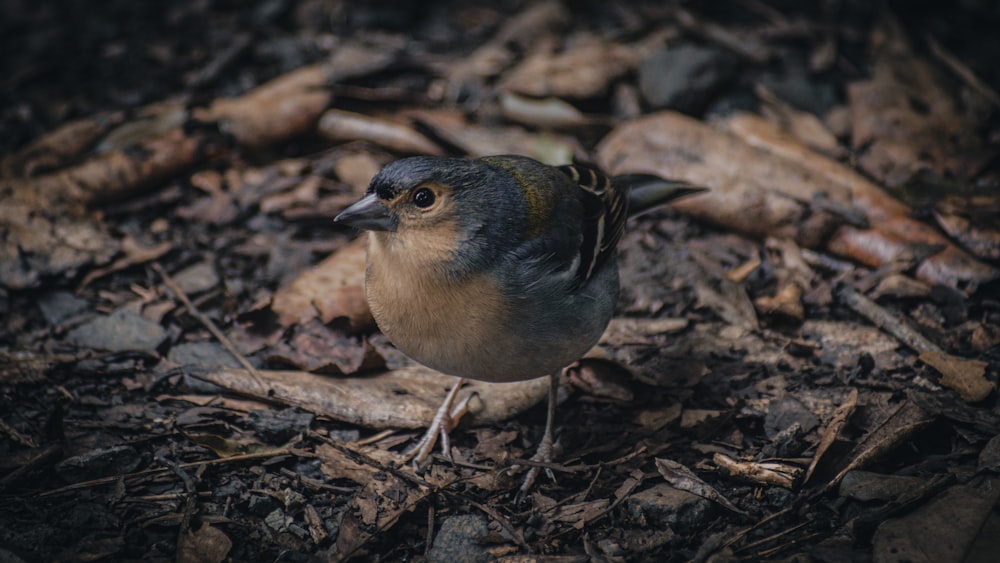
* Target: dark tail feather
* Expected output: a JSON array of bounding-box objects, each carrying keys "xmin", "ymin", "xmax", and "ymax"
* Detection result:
[{"xmin": 616, "ymin": 173, "xmax": 708, "ymax": 217}]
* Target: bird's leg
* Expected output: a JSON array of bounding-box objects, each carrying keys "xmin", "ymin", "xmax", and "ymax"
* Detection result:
[
  {"xmin": 402, "ymin": 377, "xmax": 469, "ymax": 467},
  {"xmin": 520, "ymin": 371, "xmax": 560, "ymax": 493}
]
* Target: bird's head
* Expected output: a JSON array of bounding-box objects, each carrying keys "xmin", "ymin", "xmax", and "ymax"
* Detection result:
[{"xmin": 334, "ymin": 156, "xmax": 527, "ymax": 273}]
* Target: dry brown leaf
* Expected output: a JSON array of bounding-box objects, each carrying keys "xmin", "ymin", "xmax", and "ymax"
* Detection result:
[
  {"xmin": 194, "ymin": 64, "xmax": 333, "ymax": 148},
  {"xmin": 498, "ymin": 91, "xmax": 595, "ymax": 129},
  {"xmin": 0, "ymin": 199, "xmax": 117, "ymax": 289},
  {"xmin": 848, "ymin": 20, "xmax": 995, "ymax": 186},
  {"xmin": 724, "ymin": 113, "xmax": 996, "ymax": 293},
  {"xmin": 500, "ymin": 33, "xmax": 636, "ymax": 99},
  {"xmin": 754, "ymin": 280, "xmax": 804, "ymax": 321},
  {"xmin": 271, "ymin": 237, "xmax": 372, "ymax": 332},
  {"xmin": 96, "ymin": 101, "xmax": 189, "ymax": 152},
  {"xmin": 919, "ymin": 350, "xmax": 993, "ymax": 402},
  {"xmin": 317, "ymin": 443, "xmax": 392, "ymax": 485},
  {"xmin": 1, "ymin": 111, "xmax": 124, "ymax": 178},
  {"xmin": 655, "ymin": 457, "xmax": 747, "ymax": 515},
  {"xmin": 317, "ymin": 109, "xmax": 443, "ymax": 155},
  {"xmin": 598, "ymin": 317, "xmax": 688, "ymax": 347},
  {"xmin": 674, "ymin": 8, "xmax": 772, "ymax": 63},
  {"xmin": 331, "ymin": 151, "xmax": 383, "ymax": 195},
  {"xmin": 566, "ymin": 358, "xmax": 634, "ymax": 402},
  {"xmin": 933, "ymin": 209, "xmax": 1000, "ymax": 262},
  {"xmin": 828, "ymin": 398, "xmax": 936, "ymax": 489},
  {"xmin": 186, "ymin": 365, "xmax": 550, "ymax": 430},
  {"xmin": 597, "ymin": 110, "xmax": 997, "ymax": 291},
  {"xmin": 266, "ymin": 319, "xmax": 385, "ymax": 375},
  {"xmin": 408, "ymin": 109, "xmax": 578, "ymax": 165},
  {"xmin": 179, "ymin": 430, "xmax": 273, "ymax": 458},
  {"xmin": 598, "ymin": 111, "xmax": 826, "ymax": 241},
  {"xmin": 79, "ymin": 235, "xmax": 173, "ymax": 288},
  {"xmin": 442, "ymin": 0, "xmax": 568, "ymax": 101},
  {"xmin": 177, "ymin": 524, "xmax": 232, "ymax": 563},
  {"xmin": 870, "ymin": 274, "xmax": 932, "ymax": 299},
  {"xmin": 332, "ymin": 472, "xmax": 427, "ymax": 562},
  {"xmin": 873, "ymin": 483, "xmax": 1000, "ymax": 563},
  {"xmin": 804, "ymin": 388, "xmax": 858, "ymax": 486},
  {"xmin": 551, "ymin": 499, "xmax": 611, "ymax": 527},
  {"xmin": 259, "ymin": 175, "xmax": 321, "ymax": 215},
  {"xmin": 755, "ymin": 83, "xmax": 842, "ymax": 157},
  {"xmin": 4, "ymin": 126, "xmax": 212, "ymax": 210}
]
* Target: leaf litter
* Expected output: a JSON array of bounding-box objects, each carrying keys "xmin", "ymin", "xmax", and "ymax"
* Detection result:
[{"xmin": 1, "ymin": 2, "xmax": 999, "ymax": 561}]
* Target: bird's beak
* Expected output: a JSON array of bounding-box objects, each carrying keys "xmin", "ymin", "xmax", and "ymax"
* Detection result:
[{"xmin": 334, "ymin": 194, "xmax": 397, "ymax": 232}]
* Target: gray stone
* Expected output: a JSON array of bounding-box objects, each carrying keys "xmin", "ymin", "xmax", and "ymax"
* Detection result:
[
  {"xmin": 37, "ymin": 291, "xmax": 89, "ymax": 324},
  {"xmin": 427, "ymin": 514, "xmax": 492, "ymax": 563},
  {"xmin": 172, "ymin": 261, "xmax": 219, "ymax": 295},
  {"xmin": 639, "ymin": 45, "xmax": 738, "ymax": 112},
  {"xmin": 764, "ymin": 397, "xmax": 819, "ymax": 440},
  {"xmin": 625, "ymin": 484, "xmax": 714, "ymax": 531},
  {"xmin": 264, "ymin": 508, "xmax": 287, "ymax": 531},
  {"xmin": 65, "ymin": 308, "xmax": 166, "ymax": 353}
]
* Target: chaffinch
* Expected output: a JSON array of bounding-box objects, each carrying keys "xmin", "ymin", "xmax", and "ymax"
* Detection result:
[{"xmin": 335, "ymin": 155, "xmax": 704, "ymax": 487}]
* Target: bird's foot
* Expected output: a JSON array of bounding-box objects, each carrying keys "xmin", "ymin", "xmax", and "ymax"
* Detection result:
[
  {"xmin": 402, "ymin": 378, "xmax": 472, "ymax": 469},
  {"xmin": 519, "ymin": 372, "xmax": 560, "ymax": 493}
]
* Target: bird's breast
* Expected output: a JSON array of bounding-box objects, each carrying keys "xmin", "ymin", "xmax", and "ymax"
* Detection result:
[
  {"xmin": 365, "ymin": 233, "xmax": 518, "ymax": 380},
  {"xmin": 364, "ymin": 232, "xmax": 613, "ymax": 382}
]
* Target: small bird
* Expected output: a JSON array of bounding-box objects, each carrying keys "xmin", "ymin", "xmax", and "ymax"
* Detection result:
[{"xmin": 335, "ymin": 155, "xmax": 704, "ymax": 488}]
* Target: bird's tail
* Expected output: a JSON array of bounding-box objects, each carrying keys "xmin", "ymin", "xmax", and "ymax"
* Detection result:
[{"xmin": 616, "ymin": 173, "xmax": 708, "ymax": 216}]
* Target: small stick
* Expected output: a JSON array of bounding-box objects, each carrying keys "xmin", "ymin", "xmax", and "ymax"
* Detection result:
[
  {"xmin": 835, "ymin": 284, "xmax": 941, "ymax": 354},
  {"xmin": 38, "ymin": 449, "xmax": 294, "ymax": 497},
  {"xmin": 152, "ymin": 262, "xmax": 268, "ymax": 391}
]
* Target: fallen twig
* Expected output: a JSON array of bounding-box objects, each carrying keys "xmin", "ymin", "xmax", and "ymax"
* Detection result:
[{"xmin": 153, "ymin": 262, "xmax": 268, "ymax": 391}]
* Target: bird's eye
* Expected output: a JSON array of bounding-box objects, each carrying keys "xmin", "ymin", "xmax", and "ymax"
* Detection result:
[{"xmin": 412, "ymin": 187, "xmax": 436, "ymax": 208}]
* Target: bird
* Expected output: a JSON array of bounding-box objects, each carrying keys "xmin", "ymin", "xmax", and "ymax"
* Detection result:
[{"xmin": 334, "ymin": 154, "xmax": 704, "ymax": 489}]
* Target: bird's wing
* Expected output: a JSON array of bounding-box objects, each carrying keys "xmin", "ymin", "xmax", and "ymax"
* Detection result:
[{"xmin": 557, "ymin": 164, "xmax": 629, "ymax": 284}]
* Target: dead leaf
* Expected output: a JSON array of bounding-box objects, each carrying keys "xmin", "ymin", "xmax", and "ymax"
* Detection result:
[
  {"xmin": 804, "ymin": 388, "xmax": 858, "ymax": 486},
  {"xmin": 848, "ymin": 19, "xmax": 995, "ymax": 186},
  {"xmin": 934, "ymin": 209, "xmax": 1000, "ymax": 262},
  {"xmin": 566, "ymin": 358, "xmax": 634, "ymax": 402},
  {"xmin": 266, "ymin": 319, "xmax": 385, "ymax": 375},
  {"xmin": 598, "ymin": 109, "xmax": 996, "ymax": 291},
  {"xmin": 655, "ymin": 457, "xmax": 746, "ymax": 515},
  {"xmin": 441, "ymin": 0, "xmax": 568, "ymax": 102},
  {"xmin": 500, "ymin": 33, "xmax": 636, "ymax": 99},
  {"xmin": 179, "ymin": 430, "xmax": 273, "ymax": 458},
  {"xmin": 598, "ymin": 317, "xmax": 688, "ymax": 347},
  {"xmin": 194, "ymin": 64, "xmax": 333, "ymax": 148},
  {"xmin": 1, "ymin": 111, "xmax": 124, "ymax": 178},
  {"xmin": 178, "ymin": 524, "xmax": 232, "ymax": 563},
  {"xmin": 828, "ymin": 398, "xmax": 936, "ymax": 489},
  {"xmin": 80, "ymin": 235, "xmax": 173, "ymax": 288},
  {"xmin": 408, "ymin": 109, "xmax": 578, "ymax": 165},
  {"xmin": 0, "ymin": 199, "xmax": 117, "ymax": 288},
  {"xmin": 271, "ymin": 237, "xmax": 372, "ymax": 332},
  {"xmin": 332, "ymin": 472, "xmax": 427, "ymax": 562},
  {"xmin": 498, "ymin": 91, "xmax": 596, "ymax": 129},
  {"xmin": 186, "ymin": 365, "xmax": 550, "ymax": 430},
  {"xmin": 331, "ymin": 151, "xmax": 385, "ymax": 195},
  {"xmin": 873, "ymin": 483, "xmax": 1000, "ymax": 563},
  {"xmin": 919, "ymin": 350, "xmax": 993, "ymax": 402},
  {"xmin": 317, "ymin": 109, "xmax": 443, "ymax": 155},
  {"xmin": 755, "ymin": 83, "xmax": 842, "ymax": 157}
]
